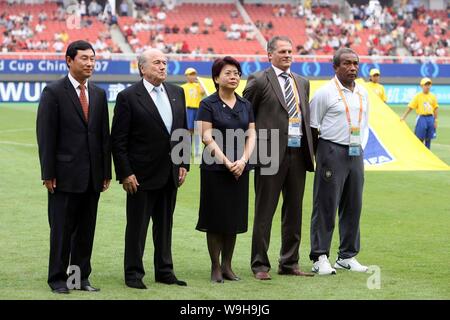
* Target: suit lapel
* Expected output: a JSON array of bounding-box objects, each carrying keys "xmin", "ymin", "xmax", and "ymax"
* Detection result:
[
  {"xmin": 136, "ymin": 80, "xmax": 168, "ymax": 134},
  {"xmin": 292, "ymin": 74, "xmax": 308, "ymax": 117},
  {"xmin": 64, "ymin": 76, "xmax": 87, "ymax": 125},
  {"xmin": 87, "ymin": 83, "xmax": 98, "ymax": 128},
  {"xmin": 266, "ymin": 68, "xmax": 288, "ymax": 112}
]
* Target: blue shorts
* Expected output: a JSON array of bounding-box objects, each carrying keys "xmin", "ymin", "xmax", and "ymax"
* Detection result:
[
  {"xmin": 187, "ymin": 107, "xmax": 198, "ymax": 130},
  {"xmin": 415, "ymin": 115, "xmax": 435, "ymax": 140}
]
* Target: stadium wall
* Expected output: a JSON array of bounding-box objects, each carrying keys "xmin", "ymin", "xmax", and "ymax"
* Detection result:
[{"xmin": 1, "ymin": 58, "xmax": 449, "ymax": 104}]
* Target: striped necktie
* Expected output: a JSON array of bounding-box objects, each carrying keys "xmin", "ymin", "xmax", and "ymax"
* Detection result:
[
  {"xmin": 280, "ymin": 72, "xmax": 298, "ymax": 118},
  {"xmin": 79, "ymin": 83, "xmax": 89, "ymax": 121}
]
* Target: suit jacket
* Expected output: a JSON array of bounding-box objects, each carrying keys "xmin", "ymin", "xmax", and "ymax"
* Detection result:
[
  {"xmin": 111, "ymin": 80, "xmax": 189, "ymax": 190},
  {"xmin": 243, "ymin": 67, "xmax": 315, "ymax": 172},
  {"xmin": 36, "ymin": 76, "xmax": 112, "ymax": 193}
]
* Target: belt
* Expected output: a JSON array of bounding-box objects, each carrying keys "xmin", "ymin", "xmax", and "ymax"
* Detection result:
[{"xmin": 319, "ymin": 138, "xmax": 348, "ymax": 148}]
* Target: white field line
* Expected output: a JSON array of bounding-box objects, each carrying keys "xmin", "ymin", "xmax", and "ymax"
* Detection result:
[
  {"xmin": 433, "ymin": 143, "xmax": 450, "ymax": 149},
  {"xmin": 0, "ymin": 141, "xmax": 36, "ymax": 147},
  {"xmin": 0, "ymin": 128, "xmax": 34, "ymax": 134}
]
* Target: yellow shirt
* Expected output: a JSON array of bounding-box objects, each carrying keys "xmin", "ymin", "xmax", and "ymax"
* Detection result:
[
  {"xmin": 408, "ymin": 92, "xmax": 439, "ymax": 115},
  {"xmin": 181, "ymin": 82, "xmax": 203, "ymax": 108},
  {"xmin": 366, "ymin": 82, "xmax": 387, "ymax": 102}
]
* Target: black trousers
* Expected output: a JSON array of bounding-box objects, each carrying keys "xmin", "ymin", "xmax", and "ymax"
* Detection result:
[
  {"xmin": 309, "ymin": 139, "xmax": 364, "ymax": 261},
  {"xmin": 124, "ymin": 181, "xmax": 177, "ymax": 282},
  {"xmin": 251, "ymin": 146, "xmax": 307, "ymax": 274},
  {"xmin": 47, "ymin": 187, "xmax": 100, "ymax": 290}
]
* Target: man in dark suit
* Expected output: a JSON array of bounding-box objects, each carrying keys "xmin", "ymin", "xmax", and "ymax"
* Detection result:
[
  {"xmin": 111, "ymin": 48, "xmax": 190, "ymax": 289},
  {"xmin": 36, "ymin": 40, "xmax": 111, "ymax": 294},
  {"xmin": 243, "ymin": 36, "xmax": 315, "ymax": 280}
]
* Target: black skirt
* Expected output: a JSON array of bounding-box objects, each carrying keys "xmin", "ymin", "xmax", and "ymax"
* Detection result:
[{"xmin": 196, "ymin": 169, "xmax": 249, "ymax": 234}]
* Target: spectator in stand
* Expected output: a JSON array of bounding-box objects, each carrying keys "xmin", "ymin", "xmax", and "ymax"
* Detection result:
[
  {"xmin": 60, "ymin": 30, "xmax": 69, "ymax": 43},
  {"xmin": 53, "ymin": 40, "xmax": 64, "ymax": 53},
  {"xmin": 204, "ymin": 17, "xmax": 213, "ymax": 27},
  {"xmin": 119, "ymin": 0, "xmax": 129, "ymax": 16},
  {"xmin": 156, "ymin": 10, "xmax": 167, "ymax": 21},
  {"xmin": 219, "ymin": 22, "xmax": 227, "ymax": 32},
  {"xmin": 80, "ymin": 0, "xmax": 87, "ymax": 17},
  {"xmin": 181, "ymin": 40, "xmax": 189, "ymax": 54},
  {"xmin": 35, "ymin": 22, "xmax": 46, "ymax": 33},
  {"xmin": 88, "ymin": 0, "xmax": 102, "ymax": 17},
  {"xmin": 189, "ymin": 22, "xmax": 199, "ymax": 34}
]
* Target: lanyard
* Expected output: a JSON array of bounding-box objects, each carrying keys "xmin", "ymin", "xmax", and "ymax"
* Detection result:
[{"xmin": 334, "ymin": 78, "xmax": 363, "ymax": 132}]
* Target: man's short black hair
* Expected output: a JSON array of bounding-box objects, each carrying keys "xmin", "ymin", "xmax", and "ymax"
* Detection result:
[
  {"xmin": 332, "ymin": 47, "xmax": 358, "ymax": 68},
  {"xmin": 65, "ymin": 40, "xmax": 95, "ymax": 67}
]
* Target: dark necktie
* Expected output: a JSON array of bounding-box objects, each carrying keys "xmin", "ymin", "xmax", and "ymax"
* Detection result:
[
  {"xmin": 79, "ymin": 83, "xmax": 89, "ymax": 121},
  {"xmin": 280, "ymin": 72, "xmax": 298, "ymax": 118}
]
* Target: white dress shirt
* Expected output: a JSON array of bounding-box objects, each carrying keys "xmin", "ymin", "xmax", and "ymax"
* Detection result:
[
  {"xmin": 68, "ymin": 72, "xmax": 89, "ymax": 104},
  {"xmin": 143, "ymin": 78, "xmax": 173, "ymax": 133},
  {"xmin": 310, "ymin": 76, "xmax": 369, "ymax": 146},
  {"xmin": 272, "ymin": 64, "xmax": 292, "ymax": 98}
]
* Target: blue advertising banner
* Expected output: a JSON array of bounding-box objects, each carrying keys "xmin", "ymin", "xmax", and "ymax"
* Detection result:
[
  {"xmin": 0, "ymin": 81, "xmax": 132, "ymax": 102},
  {"xmin": 385, "ymin": 84, "xmax": 450, "ymax": 104},
  {"xmin": 1, "ymin": 81, "xmax": 449, "ymax": 104},
  {"xmin": 0, "ymin": 59, "xmax": 132, "ymax": 75},
  {"xmin": 0, "ymin": 59, "xmax": 449, "ymax": 78}
]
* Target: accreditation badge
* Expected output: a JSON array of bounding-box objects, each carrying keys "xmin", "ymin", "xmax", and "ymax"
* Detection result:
[
  {"xmin": 349, "ymin": 126, "xmax": 361, "ymax": 156},
  {"xmin": 288, "ymin": 118, "xmax": 301, "ymax": 148}
]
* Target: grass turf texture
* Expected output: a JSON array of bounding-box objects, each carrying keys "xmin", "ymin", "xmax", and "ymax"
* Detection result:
[{"xmin": 0, "ymin": 103, "xmax": 448, "ymax": 300}]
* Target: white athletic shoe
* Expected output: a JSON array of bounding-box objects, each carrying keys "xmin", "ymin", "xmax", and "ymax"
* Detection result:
[
  {"xmin": 334, "ymin": 257, "xmax": 368, "ymax": 272},
  {"xmin": 312, "ymin": 255, "xmax": 336, "ymax": 275}
]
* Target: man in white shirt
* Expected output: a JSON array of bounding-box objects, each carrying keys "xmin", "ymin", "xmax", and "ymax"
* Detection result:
[{"xmin": 309, "ymin": 48, "xmax": 370, "ymax": 275}]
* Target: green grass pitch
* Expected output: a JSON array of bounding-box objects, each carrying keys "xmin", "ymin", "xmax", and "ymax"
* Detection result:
[{"xmin": 0, "ymin": 103, "xmax": 448, "ymax": 300}]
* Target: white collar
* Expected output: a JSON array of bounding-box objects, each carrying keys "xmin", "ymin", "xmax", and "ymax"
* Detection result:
[
  {"xmin": 272, "ymin": 65, "xmax": 291, "ymax": 77},
  {"xmin": 68, "ymin": 72, "xmax": 88, "ymax": 89},
  {"xmin": 333, "ymin": 75, "xmax": 361, "ymax": 93},
  {"xmin": 143, "ymin": 78, "xmax": 164, "ymax": 93}
]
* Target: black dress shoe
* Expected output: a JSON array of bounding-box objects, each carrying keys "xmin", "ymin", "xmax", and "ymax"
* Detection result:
[
  {"xmin": 79, "ymin": 285, "xmax": 100, "ymax": 292},
  {"xmin": 125, "ymin": 279, "xmax": 147, "ymax": 289},
  {"xmin": 156, "ymin": 276, "xmax": 187, "ymax": 286},
  {"xmin": 52, "ymin": 287, "xmax": 70, "ymax": 294}
]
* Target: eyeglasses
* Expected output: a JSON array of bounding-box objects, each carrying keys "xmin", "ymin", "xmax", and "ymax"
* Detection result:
[{"xmin": 223, "ymin": 71, "xmax": 242, "ymax": 77}]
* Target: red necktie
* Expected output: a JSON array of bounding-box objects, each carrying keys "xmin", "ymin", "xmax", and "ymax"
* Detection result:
[{"xmin": 79, "ymin": 83, "xmax": 89, "ymax": 121}]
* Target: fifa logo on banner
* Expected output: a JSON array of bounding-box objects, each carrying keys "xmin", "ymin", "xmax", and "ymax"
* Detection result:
[{"xmin": 366, "ymin": 265, "xmax": 381, "ymax": 290}]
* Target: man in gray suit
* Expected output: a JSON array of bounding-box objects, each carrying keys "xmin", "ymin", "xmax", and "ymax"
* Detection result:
[{"xmin": 243, "ymin": 36, "xmax": 315, "ymax": 280}]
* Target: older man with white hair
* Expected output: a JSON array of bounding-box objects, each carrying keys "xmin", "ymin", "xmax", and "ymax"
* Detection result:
[{"xmin": 111, "ymin": 49, "xmax": 190, "ymax": 289}]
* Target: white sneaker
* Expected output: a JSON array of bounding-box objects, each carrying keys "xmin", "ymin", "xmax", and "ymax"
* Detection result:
[
  {"xmin": 334, "ymin": 257, "xmax": 368, "ymax": 272},
  {"xmin": 312, "ymin": 255, "xmax": 336, "ymax": 275}
]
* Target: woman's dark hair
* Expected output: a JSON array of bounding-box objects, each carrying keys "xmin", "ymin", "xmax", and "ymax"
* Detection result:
[
  {"xmin": 65, "ymin": 40, "xmax": 95, "ymax": 67},
  {"xmin": 211, "ymin": 56, "xmax": 241, "ymax": 90}
]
